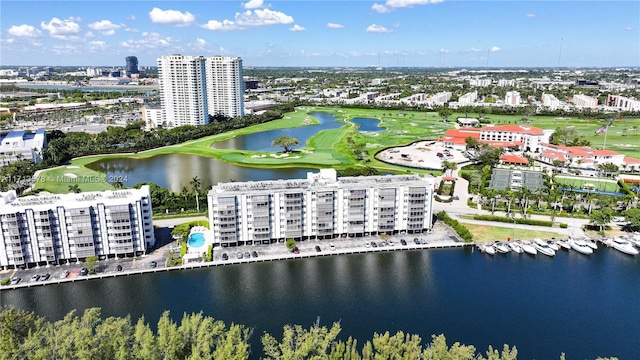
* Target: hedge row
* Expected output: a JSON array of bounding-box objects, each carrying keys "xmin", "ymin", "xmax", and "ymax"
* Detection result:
[
  {"xmin": 437, "ymin": 211, "xmax": 473, "ymax": 242},
  {"xmin": 473, "ymin": 215, "xmax": 553, "ymax": 227}
]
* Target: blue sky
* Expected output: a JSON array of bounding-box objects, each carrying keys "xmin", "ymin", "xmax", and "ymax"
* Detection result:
[{"xmin": 1, "ymin": 1, "xmax": 638, "ymax": 67}]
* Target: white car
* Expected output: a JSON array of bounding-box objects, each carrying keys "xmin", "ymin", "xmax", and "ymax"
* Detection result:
[
  {"xmin": 329, "ymin": 243, "xmax": 336, "ymax": 251},
  {"xmin": 364, "ymin": 241, "xmax": 371, "ymax": 248},
  {"xmin": 387, "ymin": 240, "xmax": 395, "ymax": 246}
]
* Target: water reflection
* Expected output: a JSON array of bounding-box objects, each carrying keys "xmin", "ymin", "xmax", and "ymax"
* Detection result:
[
  {"xmin": 212, "ymin": 112, "xmax": 344, "ymax": 151},
  {"xmin": 87, "ymin": 154, "xmax": 314, "ymax": 192}
]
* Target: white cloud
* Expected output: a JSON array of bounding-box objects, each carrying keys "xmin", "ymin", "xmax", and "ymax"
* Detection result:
[
  {"xmin": 196, "ymin": 38, "xmax": 207, "ymax": 46},
  {"xmin": 242, "ymin": 0, "xmax": 264, "ymax": 9},
  {"xmin": 202, "ymin": 9, "xmax": 294, "ymax": 31},
  {"xmin": 88, "ymin": 20, "xmax": 122, "ymax": 31},
  {"xmin": 40, "ymin": 17, "xmax": 81, "ymax": 39},
  {"xmin": 526, "ymin": 13, "xmax": 536, "ymax": 17},
  {"xmin": 101, "ymin": 29, "xmax": 116, "ymax": 36},
  {"xmin": 289, "ymin": 24, "xmax": 305, "ymax": 31},
  {"xmin": 490, "ymin": 46, "xmax": 501, "ymax": 52},
  {"xmin": 127, "ymin": 15, "xmax": 136, "ymax": 21},
  {"xmin": 327, "ymin": 23, "xmax": 344, "ymax": 29},
  {"xmin": 121, "ymin": 32, "xmax": 177, "ymax": 50},
  {"xmin": 438, "ymin": 48, "xmax": 449, "ymax": 53},
  {"xmin": 89, "ymin": 40, "xmax": 107, "ymax": 48},
  {"xmin": 372, "ymin": 0, "xmax": 443, "ymax": 13},
  {"xmin": 149, "ymin": 7, "xmax": 195, "ymax": 27},
  {"xmin": 7, "ymin": 24, "xmax": 42, "ymax": 38},
  {"xmin": 366, "ymin": 24, "xmax": 393, "ymax": 33},
  {"xmin": 624, "ymin": 26, "xmax": 635, "ymax": 31},
  {"xmin": 469, "ymin": 47, "xmax": 482, "ymax": 52}
]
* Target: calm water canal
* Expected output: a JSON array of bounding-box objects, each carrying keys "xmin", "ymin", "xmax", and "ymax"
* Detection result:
[{"xmin": 2, "ymin": 247, "xmax": 638, "ymax": 359}]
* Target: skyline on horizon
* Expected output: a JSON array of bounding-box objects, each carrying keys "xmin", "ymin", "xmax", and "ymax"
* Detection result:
[{"xmin": 1, "ymin": 1, "xmax": 638, "ymax": 68}]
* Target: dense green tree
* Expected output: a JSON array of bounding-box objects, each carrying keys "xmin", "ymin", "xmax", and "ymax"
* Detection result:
[
  {"xmin": 190, "ymin": 176, "xmax": 202, "ymax": 213},
  {"xmin": 622, "ymin": 208, "xmax": 640, "ymax": 232},
  {"xmin": 589, "ymin": 208, "xmax": 613, "ymax": 232},
  {"xmin": 271, "ymin": 136, "xmax": 300, "ymax": 153},
  {"xmin": 465, "ymin": 136, "xmax": 480, "ymax": 150}
]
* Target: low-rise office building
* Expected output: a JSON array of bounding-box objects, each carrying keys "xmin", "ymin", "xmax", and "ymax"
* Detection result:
[
  {"xmin": 0, "ymin": 186, "xmax": 155, "ymax": 269},
  {"xmin": 207, "ymin": 169, "xmax": 435, "ymax": 247}
]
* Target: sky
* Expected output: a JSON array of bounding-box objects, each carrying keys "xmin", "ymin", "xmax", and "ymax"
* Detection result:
[{"xmin": 1, "ymin": 0, "xmax": 638, "ymax": 68}]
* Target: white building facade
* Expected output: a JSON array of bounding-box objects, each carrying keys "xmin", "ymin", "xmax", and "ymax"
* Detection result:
[
  {"xmin": 505, "ymin": 91, "xmax": 521, "ymax": 105},
  {"xmin": 0, "ymin": 129, "xmax": 46, "ymax": 167},
  {"xmin": 205, "ymin": 56, "xmax": 245, "ymax": 118},
  {"xmin": 571, "ymin": 94, "xmax": 598, "ymax": 108},
  {"xmin": 207, "ymin": 170, "xmax": 435, "ymax": 247},
  {"xmin": 0, "ymin": 186, "xmax": 155, "ymax": 269},
  {"xmin": 157, "ymin": 55, "xmax": 209, "ymax": 128}
]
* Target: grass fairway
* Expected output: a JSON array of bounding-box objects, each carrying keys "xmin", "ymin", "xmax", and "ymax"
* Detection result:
[
  {"xmin": 464, "ymin": 223, "xmax": 562, "ymax": 242},
  {"xmin": 554, "ymin": 176, "xmax": 620, "ymax": 192},
  {"xmin": 33, "ymin": 106, "xmax": 640, "ymax": 194}
]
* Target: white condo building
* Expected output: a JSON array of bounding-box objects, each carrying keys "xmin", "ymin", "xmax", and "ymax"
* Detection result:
[
  {"xmin": 207, "ymin": 169, "xmax": 435, "ymax": 247},
  {"xmin": 205, "ymin": 56, "xmax": 245, "ymax": 118},
  {"xmin": 505, "ymin": 91, "xmax": 521, "ymax": 105},
  {"xmin": 0, "ymin": 186, "xmax": 155, "ymax": 269},
  {"xmin": 157, "ymin": 54, "xmax": 244, "ymax": 128},
  {"xmin": 0, "ymin": 129, "xmax": 46, "ymax": 167},
  {"xmin": 458, "ymin": 91, "xmax": 478, "ymax": 104},
  {"xmin": 157, "ymin": 55, "xmax": 209, "ymax": 128},
  {"xmin": 571, "ymin": 94, "xmax": 598, "ymax": 108},
  {"xmin": 541, "ymin": 93, "xmax": 561, "ymax": 107}
]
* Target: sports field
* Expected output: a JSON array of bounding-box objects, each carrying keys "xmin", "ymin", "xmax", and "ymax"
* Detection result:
[{"xmin": 554, "ymin": 176, "xmax": 620, "ymax": 192}]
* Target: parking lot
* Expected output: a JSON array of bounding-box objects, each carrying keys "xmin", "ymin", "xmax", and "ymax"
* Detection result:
[{"xmin": 377, "ymin": 141, "xmax": 468, "ymax": 169}]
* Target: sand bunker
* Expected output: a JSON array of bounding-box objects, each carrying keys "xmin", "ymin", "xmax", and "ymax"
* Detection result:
[{"xmin": 64, "ymin": 173, "xmax": 78, "ymax": 178}]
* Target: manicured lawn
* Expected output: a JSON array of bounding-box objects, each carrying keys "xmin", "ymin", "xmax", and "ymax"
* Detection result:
[
  {"xmin": 554, "ymin": 176, "xmax": 620, "ymax": 192},
  {"xmin": 464, "ymin": 223, "xmax": 563, "ymax": 242},
  {"xmin": 34, "ymin": 106, "xmax": 640, "ymax": 194},
  {"xmin": 33, "ymin": 164, "xmax": 114, "ymax": 193}
]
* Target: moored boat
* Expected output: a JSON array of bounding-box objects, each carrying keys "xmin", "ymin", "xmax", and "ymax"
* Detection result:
[
  {"xmin": 521, "ymin": 241, "xmax": 537, "ymax": 255},
  {"xmin": 493, "ymin": 241, "xmax": 510, "ymax": 254},
  {"xmin": 585, "ymin": 239, "xmax": 598, "ymax": 250},
  {"xmin": 507, "ymin": 241, "xmax": 523, "ymax": 254},
  {"xmin": 557, "ymin": 239, "xmax": 571, "ymax": 250},
  {"xmin": 483, "ymin": 243, "xmax": 496, "ymax": 255},
  {"xmin": 534, "ymin": 239, "xmax": 556, "ymax": 257},
  {"xmin": 570, "ymin": 239, "xmax": 594, "ymax": 255},
  {"xmin": 605, "ymin": 237, "xmax": 639, "ymax": 256},
  {"xmin": 546, "ymin": 240, "xmax": 560, "ymax": 251}
]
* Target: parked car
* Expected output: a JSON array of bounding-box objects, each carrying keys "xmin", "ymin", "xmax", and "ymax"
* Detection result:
[
  {"xmin": 387, "ymin": 240, "xmax": 395, "ymax": 246},
  {"xmin": 371, "ymin": 242, "xmax": 378, "ymax": 248},
  {"xmin": 115, "ymin": 265, "xmax": 123, "ymax": 272},
  {"xmin": 149, "ymin": 261, "xmax": 157, "ymax": 269},
  {"xmin": 315, "ymin": 245, "xmax": 322, "ymax": 252},
  {"xmin": 453, "ymin": 196, "xmax": 460, "ymax": 200},
  {"xmin": 10, "ymin": 277, "xmax": 21, "ymax": 285},
  {"xmin": 244, "ymin": 252, "xmax": 251, "ymax": 259},
  {"xmin": 222, "ymin": 253, "xmax": 229, "ymax": 261},
  {"xmin": 293, "ymin": 247, "xmax": 300, "ymax": 254},
  {"xmin": 364, "ymin": 241, "xmax": 371, "ymax": 248},
  {"xmin": 29, "ymin": 274, "xmax": 40, "ymax": 282},
  {"xmin": 237, "ymin": 252, "xmax": 243, "ymax": 259},
  {"xmin": 80, "ymin": 267, "xmax": 89, "ymax": 276},
  {"xmin": 401, "ymin": 239, "xmax": 407, "ymax": 246},
  {"xmin": 60, "ymin": 270, "xmax": 70, "ymax": 279},
  {"xmin": 329, "ymin": 243, "xmax": 336, "ymax": 251},
  {"xmin": 252, "ymin": 251, "xmax": 258, "ymax": 258},
  {"xmin": 40, "ymin": 273, "xmax": 50, "ymax": 281},
  {"xmin": 414, "ymin": 238, "xmax": 421, "ymax": 245}
]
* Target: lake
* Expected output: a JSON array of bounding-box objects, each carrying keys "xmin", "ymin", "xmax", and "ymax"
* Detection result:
[
  {"xmin": 2, "ymin": 247, "xmax": 638, "ymax": 359},
  {"xmin": 350, "ymin": 117, "xmax": 383, "ymax": 132},
  {"xmin": 86, "ymin": 111, "xmax": 345, "ymax": 190}
]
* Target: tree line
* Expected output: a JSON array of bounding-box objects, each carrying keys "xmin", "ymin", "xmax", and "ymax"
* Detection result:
[{"xmin": 1, "ymin": 306, "xmax": 618, "ymax": 360}]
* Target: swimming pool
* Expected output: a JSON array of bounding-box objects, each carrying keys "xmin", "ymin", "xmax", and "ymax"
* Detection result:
[{"xmin": 187, "ymin": 233, "xmax": 206, "ymax": 248}]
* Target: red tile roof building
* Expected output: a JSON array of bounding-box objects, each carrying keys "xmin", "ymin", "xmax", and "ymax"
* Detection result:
[{"xmin": 437, "ymin": 125, "xmax": 548, "ymax": 152}]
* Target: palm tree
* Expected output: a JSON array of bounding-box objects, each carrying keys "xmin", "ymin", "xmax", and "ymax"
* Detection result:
[
  {"xmin": 190, "ymin": 176, "xmax": 202, "ymax": 213},
  {"xmin": 68, "ymin": 184, "xmax": 81, "ymax": 193},
  {"xmin": 180, "ymin": 186, "xmax": 189, "ymax": 201}
]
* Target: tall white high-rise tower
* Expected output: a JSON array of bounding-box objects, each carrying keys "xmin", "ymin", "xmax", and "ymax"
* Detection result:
[
  {"xmin": 206, "ymin": 56, "xmax": 245, "ymax": 119},
  {"xmin": 157, "ymin": 54, "xmax": 244, "ymax": 128},
  {"xmin": 157, "ymin": 54, "xmax": 208, "ymax": 128}
]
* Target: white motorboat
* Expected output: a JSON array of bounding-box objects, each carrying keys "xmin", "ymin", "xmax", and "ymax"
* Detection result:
[
  {"xmin": 521, "ymin": 241, "xmax": 537, "ymax": 255},
  {"xmin": 507, "ymin": 241, "xmax": 523, "ymax": 254},
  {"xmin": 493, "ymin": 241, "xmax": 510, "ymax": 254},
  {"xmin": 557, "ymin": 239, "xmax": 571, "ymax": 250},
  {"xmin": 570, "ymin": 239, "xmax": 594, "ymax": 255},
  {"xmin": 546, "ymin": 240, "xmax": 560, "ymax": 251},
  {"xmin": 585, "ymin": 239, "xmax": 598, "ymax": 250},
  {"xmin": 534, "ymin": 239, "xmax": 556, "ymax": 256},
  {"xmin": 482, "ymin": 243, "xmax": 496, "ymax": 255},
  {"xmin": 605, "ymin": 237, "xmax": 639, "ymax": 256}
]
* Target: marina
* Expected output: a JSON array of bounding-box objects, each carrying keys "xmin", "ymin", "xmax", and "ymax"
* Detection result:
[{"xmin": 476, "ymin": 235, "xmax": 640, "ymax": 258}]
